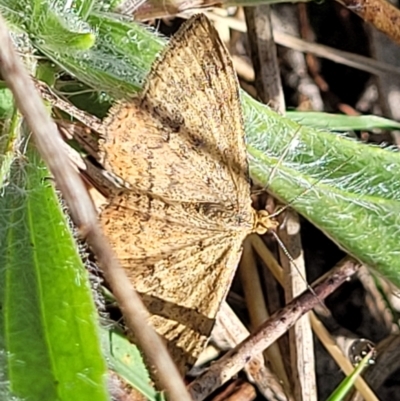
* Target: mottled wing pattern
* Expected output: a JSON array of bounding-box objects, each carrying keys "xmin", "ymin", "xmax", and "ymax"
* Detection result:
[
  {"xmin": 102, "ymin": 14, "xmax": 251, "ymax": 215},
  {"xmin": 98, "ymin": 14, "xmax": 255, "ymax": 372},
  {"xmin": 100, "ymin": 192, "xmax": 248, "ymax": 373}
]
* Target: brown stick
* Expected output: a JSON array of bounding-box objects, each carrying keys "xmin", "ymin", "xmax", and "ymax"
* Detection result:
[
  {"xmin": 188, "ymin": 259, "xmax": 360, "ymax": 401},
  {"xmin": 0, "ymin": 14, "xmax": 191, "ymax": 401},
  {"xmin": 244, "ymin": 5, "xmax": 285, "ymax": 114}
]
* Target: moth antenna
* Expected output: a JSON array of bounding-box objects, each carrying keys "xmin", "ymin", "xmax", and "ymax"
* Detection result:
[
  {"xmin": 266, "ymin": 140, "xmax": 354, "ymax": 305},
  {"xmin": 270, "ymin": 229, "xmax": 320, "ymax": 300}
]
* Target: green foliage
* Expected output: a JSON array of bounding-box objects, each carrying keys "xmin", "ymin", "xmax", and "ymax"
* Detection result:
[
  {"xmin": 25, "ymin": 3, "xmax": 399, "ymax": 285},
  {"xmin": 286, "ymin": 110, "xmax": 400, "ymax": 131},
  {"xmin": 325, "ymin": 351, "xmax": 374, "ymax": 401},
  {"xmin": 0, "ymin": 84, "xmax": 13, "ymax": 118},
  {"xmin": 0, "ymin": 1, "xmax": 399, "ymax": 399},
  {"xmin": 0, "ymin": 127, "xmax": 109, "ymax": 401},
  {"xmin": 244, "ymin": 91, "xmax": 400, "ymax": 284},
  {"xmin": 101, "ymin": 327, "xmax": 165, "ymax": 401}
]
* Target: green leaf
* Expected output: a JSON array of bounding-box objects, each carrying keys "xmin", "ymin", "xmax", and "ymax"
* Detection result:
[
  {"xmin": 286, "ymin": 110, "xmax": 400, "ymax": 131},
  {"xmin": 73, "ymin": 0, "xmax": 96, "ymax": 19},
  {"xmin": 326, "ymin": 351, "xmax": 374, "ymax": 401},
  {"xmin": 0, "ymin": 136, "xmax": 109, "ymax": 401},
  {"xmin": 36, "ymin": 11, "xmax": 165, "ymax": 96},
  {"xmin": 101, "ymin": 326, "xmax": 165, "ymax": 401},
  {"xmin": 34, "ymin": 9, "xmax": 96, "ymax": 51},
  {"xmin": 0, "ymin": 84, "xmax": 14, "ymax": 118},
  {"xmin": 243, "ymin": 90, "xmax": 400, "ymax": 285},
  {"xmin": 0, "ymin": 0, "xmax": 32, "ymax": 32},
  {"xmin": 36, "ymin": 62, "xmax": 58, "ymax": 86},
  {"xmin": 3, "ymin": 4, "xmax": 400, "ymax": 285},
  {"xmin": 0, "ymin": 104, "xmax": 19, "ymax": 188}
]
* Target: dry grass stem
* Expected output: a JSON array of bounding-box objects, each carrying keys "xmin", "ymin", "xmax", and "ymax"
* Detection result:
[
  {"xmin": 40, "ymin": 14, "xmax": 279, "ymax": 376},
  {"xmin": 253, "ymin": 233, "xmax": 378, "ymax": 400},
  {"xmin": 0, "ymin": 13, "xmax": 191, "ymax": 401},
  {"xmin": 309, "ymin": 313, "xmax": 379, "ymax": 401},
  {"xmin": 188, "ymin": 259, "xmax": 359, "ymax": 401},
  {"xmin": 201, "ymin": 12, "xmax": 400, "ymax": 78},
  {"xmin": 217, "ymin": 302, "xmax": 291, "ymax": 400},
  {"xmin": 278, "ymin": 212, "xmax": 316, "ymax": 401},
  {"xmin": 239, "ymin": 241, "xmax": 292, "ymax": 397}
]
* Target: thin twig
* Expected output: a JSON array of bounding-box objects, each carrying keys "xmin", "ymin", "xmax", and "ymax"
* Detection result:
[
  {"xmin": 217, "ymin": 302, "xmax": 291, "ymax": 401},
  {"xmin": 188, "ymin": 259, "xmax": 360, "ymax": 401},
  {"xmin": 238, "ymin": 240, "xmax": 292, "ymax": 397},
  {"xmin": 0, "ymin": 14, "xmax": 191, "ymax": 401},
  {"xmin": 251, "ymin": 235, "xmax": 378, "ymax": 401}
]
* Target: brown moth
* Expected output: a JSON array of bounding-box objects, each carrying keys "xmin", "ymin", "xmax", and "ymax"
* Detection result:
[{"xmin": 97, "ymin": 14, "xmax": 277, "ymax": 374}]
